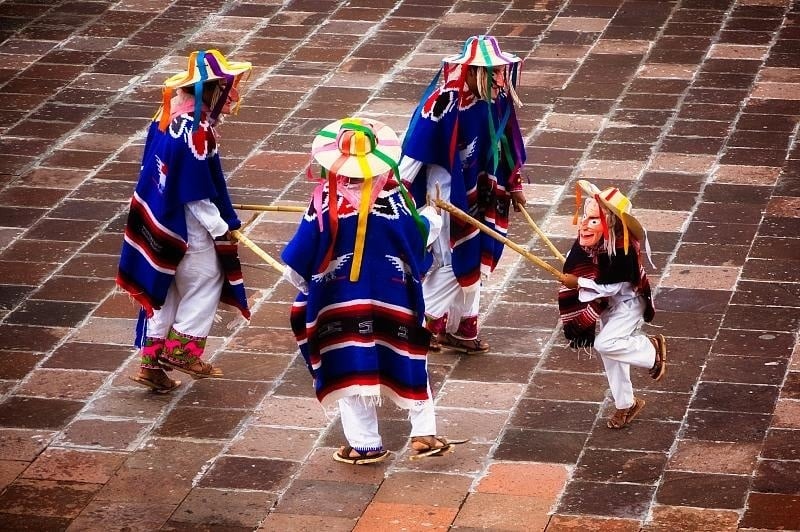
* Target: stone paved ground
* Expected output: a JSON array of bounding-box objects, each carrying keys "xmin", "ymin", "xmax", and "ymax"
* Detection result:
[{"xmin": 1, "ymin": 0, "xmax": 799, "ymax": 530}]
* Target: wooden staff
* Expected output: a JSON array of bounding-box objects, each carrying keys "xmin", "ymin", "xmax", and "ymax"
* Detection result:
[
  {"xmin": 232, "ymin": 203, "xmax": 306, "ymax": 213},
  {"xmin": 518, "ymin": 207, "xmax": 566, "ymax": 264},
  {"xmin": 432, "ymin": 197, "xmax": 565, "ymax": 281},
  {"xmin": 230, "ymin": 229, "xmax": 286, "ymax": 275}
]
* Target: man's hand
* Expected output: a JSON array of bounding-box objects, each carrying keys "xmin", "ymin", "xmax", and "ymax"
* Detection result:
[
  {"xmin": 511, "ymin": 190, "xmax": 527, "ymax": 212},
  {"xmin": 561, "ymin": 273, "xmax": 579, "ymax": 289}
]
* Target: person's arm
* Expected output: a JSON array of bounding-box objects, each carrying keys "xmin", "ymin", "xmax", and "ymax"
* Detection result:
[
  {"xmin": 576, "ymin": 277, "xmax": 628, "ymax": 302},
  {"xmin": 282, "ymin": 266, "xmax": 309, "ymax": 295},
  {"xmin": 186, "ymin": 199, "xmax": 229, "ymax": 238},
  {"xmin": 418, "ymin": 205, "xmax": 442, "ymax": 246},
  {"xmin": 398, "ymin": 155, "xmax": 423, "ymax": 187}
]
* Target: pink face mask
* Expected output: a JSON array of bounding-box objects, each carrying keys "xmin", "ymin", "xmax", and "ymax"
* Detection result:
[{"xmin": 578, "ymin": 198, "xmax": 604, "ymax": 247}]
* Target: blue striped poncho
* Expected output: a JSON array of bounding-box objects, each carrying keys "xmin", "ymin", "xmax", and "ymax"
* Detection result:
[
  {"xmin": 117, "ymin": 114, "xmax": 250, "ymax": 344},
  {"xmin": 282, "ymin": 179, "xmax": 433, "ymax": 409},
  {"xmin": 402, "ymin": 65, "xmax": 526, "ymax": 288}
]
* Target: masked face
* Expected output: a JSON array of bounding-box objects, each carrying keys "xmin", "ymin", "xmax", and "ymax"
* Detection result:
[{"xmin": 579, "ymin": 198, "xmax": 604, "ymax": 247}]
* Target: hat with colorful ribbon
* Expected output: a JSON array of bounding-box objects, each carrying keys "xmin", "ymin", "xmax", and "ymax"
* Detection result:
[
  {"xmin": 311, "ymin": 117, "xmax": 401, "ymax": 179},
  {"xmin": 310, "ymin": 117, "xmax": 425, "ymax": 283},
  {"xmin": 156, "ymin": 49, "xmax": 252, "ymax": 132},
  {"xmin": 574, "ymin": 179, "xmax": 645, "ymax": 254},
  {"xmin": 443, "ymin": 35, "xmax": 521, "ymax": 67}
]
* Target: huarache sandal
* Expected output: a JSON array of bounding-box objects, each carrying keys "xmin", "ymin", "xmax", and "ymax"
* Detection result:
[
  {"xmin": 128, "ymin": 370, "xmax": 181, "ymax": 394},
  {"xmin": 409, "ymin": 436, "xmax": 469, "ymax": 460},
  {"xmin": 160, "ymin": 359, "xmax": 223, "ymax": 379},
  {"xmin": 440, "ymin": 333, "xmax": 489, "ymax": 355},
  {"xmin": 606, "ymin": 397, "xmax": 646, "ymax": 429},
  {"xmin": 429, "ymin": 334, "xmax": 443, "ymax": 353},
  {"xmin": 648, "ymin": 334, "xmax": 667, "ymax": 382},
  {"xmin": 332, "ymin": 446, "xmax": 390, "ymax": 465}
]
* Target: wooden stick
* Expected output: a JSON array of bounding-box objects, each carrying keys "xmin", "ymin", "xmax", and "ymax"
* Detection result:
[
  {"xmin": 232, "ymin": 203, "xmax": 306, "ymax": 213},
  {"xmin": 518, "ymin": 207, "xmax": 566, "ymax": 264},
  {"xmin": 230, "ymin": 230, "xmax": 286, "ymax": 275},
  {"xmin": 432, "ymin": 197, "xmax": 564, "ymax": 281}
]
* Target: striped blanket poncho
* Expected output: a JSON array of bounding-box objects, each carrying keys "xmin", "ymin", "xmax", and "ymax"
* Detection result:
[
  {"xmin": 282, "ymin": 179, "xmax": 433, "ymax": 410},
  {"xmin": 559, "ymin": 239, "xmax": 654, "ymax": 348},
  {"xmin": 117, "ymin": 114, "xmax": 250, "ymax": 342}
]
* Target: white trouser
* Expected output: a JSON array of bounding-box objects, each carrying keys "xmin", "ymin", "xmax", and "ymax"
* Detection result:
[
  {"xmin": 422, "ymin": 265, "xmax": 480, "ymax": 334},
  {"xmin": 594, "ymin": 296, "xmax": 656, "ymax": 410},
  {"xmin": 147, "ymin": 244, "xmax": 223, "ymax": 339},
  {"xmin": 338, "ymin": 389, "xmax": 437, "ymax": 451}
]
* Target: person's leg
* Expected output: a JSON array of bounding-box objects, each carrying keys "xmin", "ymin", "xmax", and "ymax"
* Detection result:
[
  {"xmin": 422, "ymin": 265, "xmax": 461, "ymax": 348},
  {"xmin": 441, "ymin": 287, "xmax": 488, "ymax": 353},
  {"xmin": 130, "ymin": 285, "xmax": 182, "ymax": 392},
  {"xmin": 160, "ymin": 247, "xmax": 224, "ymax": 377},
  {"xmin": 336, "ymin": 396, "xmax": 387, "ymax": 462}
]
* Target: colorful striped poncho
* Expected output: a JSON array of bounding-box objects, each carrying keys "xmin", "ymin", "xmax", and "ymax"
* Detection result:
[
  {"xmin": 282, "ymin": 179, "xmax": 433, "ymax": 410},
  {"xmin": 116, "ymin": 114, "xmax": 250, "ymax": 339},
  {"xmin": 402, "ymin": 66, "xmax": 526, "ymax": 288},
  {"xmin": 559, "ymin": 239, "xmax": 654, "ymax": 348}
]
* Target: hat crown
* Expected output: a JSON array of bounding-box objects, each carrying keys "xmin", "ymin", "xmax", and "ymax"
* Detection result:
[
  {"xmin": 443, "ymin": 34, "xmax": 520, "ymax": 66},
  {"xmin": 336, "ymin": 122, "xmax": 377, "ymax": 158},
  {"xmin": 599, "ymin": 187, "xmax": 633, "ymax": 214}
]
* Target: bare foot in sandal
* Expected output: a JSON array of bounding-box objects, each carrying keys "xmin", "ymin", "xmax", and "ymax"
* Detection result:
[
  {"xmin": 440, "ymin": 333, "xmax": 489, "ymax": 354},
  {"xmin": 333, "ymin": 446, "xmax": 390, "ymax": 465},
  {"xmin": 161, "ymin": 358, "xmax": 223, "ymax": 379},
  {"xmin": 129, "ymin": 368, "xmax": 181, "ymax": 393},
  {"xmin": 607, "ymin": 397, "xmax": 645, "ymax": 429},
  {"xmin": 409, "ymin": 436, "xmax": 468, "ymax": 459}
]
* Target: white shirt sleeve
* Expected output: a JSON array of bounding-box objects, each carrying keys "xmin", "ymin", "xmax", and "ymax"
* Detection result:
[
  {"xmin": 577, "ymin": 277, "xmax": 629, "ymax": 302},
  {"xmin": 418, "ymin": 205, "xmax": 442, "ymax": 247},
  {"xmin": 398, "ymin": 155, "xmax": 423, "ymax": 185},
  {"xmin": 282, "ymin": 266, "xmax": 309, "ymax": 295},
  {"xmin": 185, "ymin": 199, "xmax": 229, "ymax": 238}
]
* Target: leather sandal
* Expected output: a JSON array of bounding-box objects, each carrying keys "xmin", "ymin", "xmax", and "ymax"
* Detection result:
[
  {"xmin": 648, "ymin": 334, "xmax": 667, "ymax": 381},
  {"xmin": 160, "ymin": 358, "xmax": 223, "ymax": 379},
  {"xmin": 440, "ymin": 333, "xmax": 489, "ymax": 354},
  {"xmin": 607, "ymin": 397, "xmax": 646, "ymax": 429},
  {"xmin": 409, "ymin": 436, "xmax": 469, "ymax": 460}
]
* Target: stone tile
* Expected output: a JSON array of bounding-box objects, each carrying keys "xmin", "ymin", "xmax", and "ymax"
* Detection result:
[
  {"xmin": 58, "ymin": 418, "xmax": 148, "ymax": 450},
  {"xmin": 170, "ymin": 487, "xmax": 274, "ymax": 529},
  {"xmin": 691, "ymin": 382, "xmax": 779, "ymax": 413},
  {"xmin": 547, "ymin": 515, "xmax": 641, "ymax": 531},
  {"xmin": 496, "ymin": 428, "xmax": 587, "ymax": 463},
  {"xmin": 252, "ymin": 395, "xmax": 328, "ymax": 428},
  {"xmin": 753, "ymin": 458, "xmax": 800, "ymax": 494},
  {"xmin": 94, "ymin": 465, "xmax": 192, "ymax": 505},
  {"xmin": 526, "ymin": 371, "xmax": 609, "ymax": 402},
  {"xmin": 643, "ymin": 505, "xmax": 740, "ymax": 532},
  {"xmin": 702, "ymin": 355, "xmax": 787, "ymax": 385},
  {"xmin": 155, "ymin": 407, "xmax": 248, "ymax": 439},
  {"xmin": 274, "ymin": 478, "xmax": 375, "ymax": 518},
  {"xmin": 425, "ymin": 408, "xmax": 508, "ymax": 444},
  {"xmin": 712, "ymin": 328, "xmax": 795, "ymax": 358},
  {"xmin": 354, "ymin": 502, "xmax": 457, "ymax": 531},
  {"xmin": 558, "ymin": 481, "xmax": 656, "ymax": 519},
  {"xmin": 43, "ymin": 342, "xmax": 132, "ymax": 371},
  {"xmin": 575, "ymin": 449, "xmax": 667, "ymax": 484},
  {"xmin": 740, "ymin": 493, "xmax": 800, "ymax": 530},
  {"xmin": 762, "ymin": 428, "xmax": 800, "ymax": 460},
  {"xmin": 228, "ymin": 425, "xmax": 318, "ymax": 459},
  {"xmin": 476, "ymin": 461, "xmax": 568, "ymax": 498},
  {"xmin": 83, "ymin": 388, "xmax": 171, "ymax": 419},
  {"xmin": 68, "ymin": 501, "xmax": 175, "ymax": 531},
  {"xmin": 683, "ymin": 410, "xmax": 771, "ymax": 442},
  {"xmin": 436, "ymin": 381, "xmax": 524, "ymax": 410},
  {"xmin": 200, "ymin": 456, "xmax": 299, "ymax": 491},
  {"xmin": 0, "ymin": 513, "xmax": 71, "ymax": 531},
  {"xmin": 0, "ymin": 429, "xmax": 55, "ymax": 462},
  {"xmin": 257, "ymin": 513, "xmax": 356, "ymax": 531},
  {"xmin": 17, "ymin": 369, "xmax": 107, "ymax": 400},
  {"xmin": 449, "ymin": 354, "xmax": 537, "ymax": 383},
  {"xmin": 22, "ymin": 448, "xmax": 126, "ymax": 484},
  {"xmin": 0, "ymin": 460, "xmax": 27, "ymax": 492},
  {"xmin": 204, "ymin": 351, "xmax": 291, "ymax": 381},
  {"xmin": 668, "ymin": 440, "xmax": 760, "ymax": 475},
  {"xmin": 0, "ymin": 350, "xmax": 42, "ymax": 379},
  {"xmin": 656, "ymin": 471, "xmax": 750, "ymax": 509},
  {"xmin": 176, "ymin": 379, "xmax": 270, "ymax": 409},
  {"xmin": 660, "ymin": 265, "xmax": 739, "ymax": 290},
  {"xmin": 576, "ymin": 160, "xmax": 644, "ymax": 181},
  {"xmin": 0, "ymin": 397, "xmax": 84, "ymax": 430},
  {"xmin": 0, "ymin": 478, "xmax": 100, "ymax": 518},
  {"xmin": 586, "ymin": 419, "xmax": 679, "ymax": 452},
  {"xmin": 510, "ymin": 398, "xmax": 599, "ymax": 432},
  {"xmin": 297, "ymin": 447, "xmax": 388, "ymax": 485},
  {"xmin": 453, "ymin": 492, "xmax": 551, "ymax": 531}
]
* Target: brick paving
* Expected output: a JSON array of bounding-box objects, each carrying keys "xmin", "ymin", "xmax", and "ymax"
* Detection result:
[{"xmin": 0, "ymin": 0, "xmax": 799, "ymax": 530}]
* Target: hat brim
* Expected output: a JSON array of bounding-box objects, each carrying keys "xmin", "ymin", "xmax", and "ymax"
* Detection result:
[
  {"xmin": 576, "ymin": 180, "xmax": 645, "ymax": 242},
  {"xmin": 311, "ymin": 118, "xmax": 401, "ymax": 179},
  {"xmin": 443, "ymin": 53, "xmax": 520, "ymax": 66},
  {"xmin": 164, "ymin": 50, "xmax": 252, "ymax": 89}
]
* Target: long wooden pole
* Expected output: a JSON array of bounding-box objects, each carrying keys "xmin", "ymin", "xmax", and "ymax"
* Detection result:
[
  {"xmin": 232, "ymin": 203, "xmax": 306, "ymax": 213},
  {"xmin": 433, "ymin": 197, "xmax": 565, "ymax": 281},
  {"xmin": 518, "ymin": 207, "xmax": 566, "ymax": 264},
  {"xmin": 230, "ymin": 230, "xmax": 286, "ymax": 275}
]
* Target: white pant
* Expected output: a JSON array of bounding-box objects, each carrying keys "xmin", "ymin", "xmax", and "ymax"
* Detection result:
[
  {"xmin": 594, "ymin": 296, "xmax": 656, "ymax": 410},
  {"xmin": 147, "ymin": 245, "xmax": 223, "ymax": 339},
  {"xmin": 422, "ymin": 265, "xmax": 480, "ymax": 333},
  {"xmin": 338, "ymin": 390, "xmax": 437, "ymax": 451}
]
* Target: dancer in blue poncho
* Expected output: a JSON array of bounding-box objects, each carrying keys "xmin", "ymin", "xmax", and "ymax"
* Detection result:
[
  {"xmin": 283, "ymin": 117, "xmax": 465, "ymax": 464},
  {"xmin": 399, "ymin": 35, "xmax": 528, "ymax": 355},
  {"xmin": 117, "ymin": 50, "xmax": 251, "ymax": 393}
]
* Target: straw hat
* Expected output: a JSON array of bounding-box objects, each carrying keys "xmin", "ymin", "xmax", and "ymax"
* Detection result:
[
  {"xmin": 311, "ymin": 117, "xmax": 401, "ymax": 179},
  {"xmin": 443, "ymin": 35, "xmax": 521, "ymax": 67},
  {"xmin": 576, "ymin": 179, "xmax": 645, "ymax": 244},
  {"xmin": 164, "ymin": 49, "xmax": 251, "ymax": 89}
]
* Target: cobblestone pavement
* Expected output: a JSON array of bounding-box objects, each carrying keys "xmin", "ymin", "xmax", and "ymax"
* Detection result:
[{"xmin": 1, "ymin": 0, "xmax": 799, "ymax": 530}]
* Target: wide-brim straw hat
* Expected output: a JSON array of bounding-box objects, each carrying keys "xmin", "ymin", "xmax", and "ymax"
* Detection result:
[
  {"xmin": 311, "ymin": 117, "xmax": 401, "ymax": 179},
  {"xmin": 576, "ymin": 179, "xmax": 645, "ymax": 244},
  {"xmin": 164, "ymin": 49, "xmax": 252, "ymax": 89},
  {"xmin": 443, "ymin": 35, "xmax": 521, "ymax": 67}
]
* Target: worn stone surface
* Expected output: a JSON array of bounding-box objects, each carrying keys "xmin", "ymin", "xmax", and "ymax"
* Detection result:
[{"xmin": 1, "ymin": 1, "xmax": 799, "ymax": 530}]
